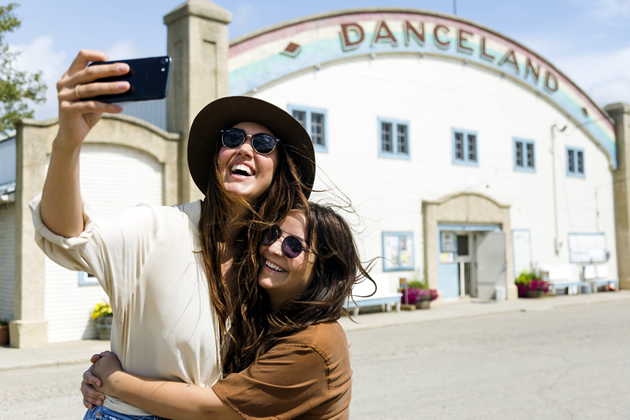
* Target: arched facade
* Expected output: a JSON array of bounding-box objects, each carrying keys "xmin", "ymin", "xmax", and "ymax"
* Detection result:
[{"xmin": 226, "ymin": 8, "xmax": 619, "ymax": 301}]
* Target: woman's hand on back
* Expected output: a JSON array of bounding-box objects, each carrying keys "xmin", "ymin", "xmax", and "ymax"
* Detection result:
[{"xmin": 56, "ymin": 49, "xmax": 130, "ymax": 150}]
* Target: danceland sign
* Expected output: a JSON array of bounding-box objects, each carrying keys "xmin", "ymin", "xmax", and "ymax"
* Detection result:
[
  {"xmin": 338, "ymin": 20, "xmax": 559, "ymax": 93},
  {"xmin": 229, "ymin": 9, "xmax": 616, "ymax": 168}
]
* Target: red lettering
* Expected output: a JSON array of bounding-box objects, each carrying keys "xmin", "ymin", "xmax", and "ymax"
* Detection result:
[
  {"xmin": 373, "ymin": 21, "xmax": 397, "ymax": 46},
  {"xmin": 525, "ymin": 58, "xmax": 540, "ymax": 83},
  {"xmin": 434, "ymin": 25, "xmax": 450, "ymax": 48},
  {"xmin": 340, "ymin": 23, "xmax": 365, "ymax": 51},
  {"xmin": 458, "ymin": 30, "xmax": 473, "ymax": 54},
  {"xmin": 480, "ymin": 37, "xmax": 494, "ymax": 62},
  {"xmin": 404, "ymin": 21, "xmax": 424, "ymax": 46},
  {"xmin": 499, "ymin": 49, "xmax": 520, "ymax": 74},
  {"xmin": 544, "ymin": 71, "xmax": 559, "ymax": 92}
]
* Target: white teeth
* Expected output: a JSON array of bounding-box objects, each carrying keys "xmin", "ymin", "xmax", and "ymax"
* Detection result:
[
  {"xmin": 231, "ymin": 163, "xmax": 253, "ymax": 176},
  {"xmin": 266, "ymin": 259, "xmax": 286, "ymax": 272}
]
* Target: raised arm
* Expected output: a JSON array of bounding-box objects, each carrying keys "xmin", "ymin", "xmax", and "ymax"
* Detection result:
[
  {"xmin": 91, "ymin": 351, "xmax": 241, "ymax": 420},
  {"xmin": 40, "ymin": 50, "xmax": 130, "ymax": 237}
]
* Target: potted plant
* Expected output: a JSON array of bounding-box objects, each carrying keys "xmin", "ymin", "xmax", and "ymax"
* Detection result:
[
  {"xmin": 91, "ymin": 302, "xmax": 113, "ymax": 340},
  {"xmin": 515, "ymin": 270, "xmax": 549, "ymax": 298},
  {"xmin": 0, "ymin": 319, "xmax": 9, "ymax": 347},
  {"xmin": 401, "ymin": 280, "xmax": 438, "ymax": 309}
]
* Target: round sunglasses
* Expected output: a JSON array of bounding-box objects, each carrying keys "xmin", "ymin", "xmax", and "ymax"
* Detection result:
[
  {"xmin": 262, "ymin": 225, "xmax": 309, "ymax": 258},
  {"xmin": 220, "ymin": 128, "xmax": 280, "ymax": 155}
]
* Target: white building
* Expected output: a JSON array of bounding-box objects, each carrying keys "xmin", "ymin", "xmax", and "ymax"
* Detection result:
[{"xmin": 1, "ymin": 2, "xmax": 629, "ymax": 348}]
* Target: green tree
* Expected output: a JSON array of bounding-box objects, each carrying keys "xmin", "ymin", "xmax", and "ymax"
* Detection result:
[{"xmin": 0, "ymin": 3, "xmax": 46, "ymax": 137}]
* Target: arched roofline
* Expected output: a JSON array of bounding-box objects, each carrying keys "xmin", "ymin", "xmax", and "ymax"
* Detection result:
[
  {"xmin": 229, "ymin": 7, "xmax": 617, "ymax": 169},
  {"xmin": 230, "ymin": 7, "xmax": 612, "ymax": 125}
]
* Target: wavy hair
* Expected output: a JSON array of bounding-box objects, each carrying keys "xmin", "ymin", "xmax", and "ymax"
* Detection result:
[
  {"xmin": 198, "ymin": 142, "xmax": 311, "ymax": 349},
  {"xmin": 223, "ymin": 202, "xmax": 375, "ymax": 376}
]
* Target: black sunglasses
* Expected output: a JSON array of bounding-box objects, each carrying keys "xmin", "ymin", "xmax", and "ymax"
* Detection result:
[
  {"xmin": 220, "ymin": 128, "xmax": 280, "ymax": 155},
  {"xmin": 262, "ymin": 225, "xmax": 309, "ymax": 258}
]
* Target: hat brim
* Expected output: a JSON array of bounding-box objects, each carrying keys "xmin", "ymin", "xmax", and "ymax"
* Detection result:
[{"xmin": 188, "ymin": 96, "xmax": 316, "ymax": 198}]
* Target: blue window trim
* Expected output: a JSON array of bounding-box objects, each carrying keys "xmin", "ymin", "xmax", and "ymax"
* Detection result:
[
  {"xmin": 451, "ymin": 128, "xmax": 479, "ymax": 167},
  {"xmin": 566, "ymin": 146, "xmax": 585, "ymax": 178},
  {"xmin": 377, "ymin": 117, "xmax": 411, "ymax": 160},
  {"xmin": 78, "ymin": 271, "xmax": 99, "ymax": 286},
  {"xmin": 382, "ymin": 231, "xmax": 415, "ymax": 272},
  {"xmin": 287, "ymin": 104, "xmax": 328, "ymax": 153},
  {"xmin": 513, "ymin": 138, "xmax": 536, "ymax": 173}
]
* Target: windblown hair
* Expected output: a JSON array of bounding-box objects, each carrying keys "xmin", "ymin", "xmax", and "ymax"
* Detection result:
[
  {"xmin": 198, "ymin": 143, "xmax": 311, "ymax": 350},
  {"xmin": 223, "ymin": 202, "xmax": 375, "ymax": 376}
]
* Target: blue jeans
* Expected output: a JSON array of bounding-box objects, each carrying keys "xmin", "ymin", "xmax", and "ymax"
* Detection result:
[{"xmin": 83, "ymin": 405, "xmax": 170, "ymax": 420}]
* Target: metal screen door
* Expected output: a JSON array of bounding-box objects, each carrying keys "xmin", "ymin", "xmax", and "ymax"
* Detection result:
[{"xmin": 475, "ymin": 231, "xmax": 506, "ymax": 299}]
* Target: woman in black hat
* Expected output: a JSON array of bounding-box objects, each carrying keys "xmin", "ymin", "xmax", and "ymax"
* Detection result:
[{"xmin": 33, "ymin": 50, "xmax": 315, "ymax": 419}]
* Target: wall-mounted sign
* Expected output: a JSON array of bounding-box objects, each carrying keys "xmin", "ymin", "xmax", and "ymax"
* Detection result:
[
  {"xmin": 440, "ymin": 231, "xmax": 457, "ymax": 252},
  {"xmin": 383, "ymin": 232, "xmax": 415, "ymax": 272}
]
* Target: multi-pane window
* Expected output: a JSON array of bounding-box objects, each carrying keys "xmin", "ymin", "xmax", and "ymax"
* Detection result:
[
  {"xmin": 514, "ymin": 138, "xmax": 536, "ymax": 172},
  {"xmin": 452, "ymin": 129, "xmax": 478, "ymax": 166},
  {"xmin": 378, "ymin": 118, "xmax": 410, "ymax": 159},
  {"xmin": 288, "ymin": 105, "xmax": 328, "ymax": 152},
  {"xmin": 566, "ymin": 146, "xmax": 585, "ymax": 177}
]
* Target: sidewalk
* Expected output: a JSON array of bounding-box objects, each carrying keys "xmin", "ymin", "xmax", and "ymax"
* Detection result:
[{"xmin": 1, "ymin": 291, "xmax": 628, "ymax": 372}]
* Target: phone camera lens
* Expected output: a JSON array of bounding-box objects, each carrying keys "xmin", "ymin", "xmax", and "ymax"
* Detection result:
[
  {"xmin": 161, "ymin": 68, "xmax": 165, "ymax": 72},
  {"xmin": 161, "ymin": 58, "xmax": 168, "ymax": 64}
]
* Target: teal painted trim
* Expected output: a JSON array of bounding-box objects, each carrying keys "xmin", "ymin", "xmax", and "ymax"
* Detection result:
[
  {"xmin": 377, "ymin": 117, "xmax": 411, "ymax": 159},
  {"xmin": 451, "ymin": 128, "xmax": 479, "ymax": 167},
  {"xmin": 382, "ymin": 231, "xmax": 415, "ymax": 272},
  {"xmin": 229, "ymin": 29, "xmax": 616, "ymax": 168},
  {"xmin": 566, "ymin": 146, "xmax": 585, "ymax": 178},
  {"xmin": 438, "ymin": 223, "xmax": 500, "ymax": 232},
  {"xmin": 344, "ymin": 296, "xmax": 401, "ymax": 309},
  {"xmin": 513, "ymin": 138, "xmax": 536, "ymax": 173},
  {"xmin": 288, "ymin": 104, "xmax": 329, "ymax": 153}
]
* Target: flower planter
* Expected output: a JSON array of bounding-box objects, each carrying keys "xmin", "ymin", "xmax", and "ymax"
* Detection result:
[
  {"xmin": 95, "ymin": 317, "xmax": 113, "ymax": 340},
  {"xmin": 525, "ymin": 290, "xmax": 545, "ymax": 299},
  {"xmin": 0, "ymin": 325, "xmax": 8, "ymax": 346},
  {"xmin": 415, "ymin": 299, "xmax": 431, "ymax": 310}
]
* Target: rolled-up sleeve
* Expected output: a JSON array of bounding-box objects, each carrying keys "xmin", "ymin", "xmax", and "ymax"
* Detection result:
[
  {"xmin": 29, "ymin": 194, "xmax": 161, "ymax": 303},
  {"xmin": 212, "ymin": 344, "xmax": 330, "ymax": 420}
]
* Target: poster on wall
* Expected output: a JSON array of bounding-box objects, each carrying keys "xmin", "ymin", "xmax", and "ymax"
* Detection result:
[
  {"xmin": 440, "ymin": 231, "xmax": 457, "ymax": 252},
  {"xmin": 383, "ymin": 232, "xmax": 414, "ymax": 271}
]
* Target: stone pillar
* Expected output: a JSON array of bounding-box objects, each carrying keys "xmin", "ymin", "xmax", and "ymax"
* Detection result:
[
  {"xmin": 604, "ymin": 103, "xmax": 630, "ymax": 290},
  {"xmin": 164, "ymin": 0, "xmax": 231, "ymax": 204},
  {"xmin": 10, "ymin": 119, "xmax": 54, "ymax": 348}
]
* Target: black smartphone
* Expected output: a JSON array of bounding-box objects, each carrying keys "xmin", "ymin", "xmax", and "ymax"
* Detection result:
[{"xmin": 86, "ymin": 56, "xmax": 172, "ymax": 103}]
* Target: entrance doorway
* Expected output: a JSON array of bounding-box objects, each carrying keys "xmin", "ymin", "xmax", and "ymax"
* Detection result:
[{"xmin": 438, "ymin": 225, "xmax": 507, "ymax": 300}]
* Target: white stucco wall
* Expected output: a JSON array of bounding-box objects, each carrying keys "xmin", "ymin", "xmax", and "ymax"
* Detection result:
[{"xmin": 252, "ymin": 53, "xmax": 617, "ymax": 292}]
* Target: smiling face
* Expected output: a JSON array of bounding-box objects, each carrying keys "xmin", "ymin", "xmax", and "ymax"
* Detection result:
[
  {"xmin": 217, "ymin": 122, "xmax": 279, "ymax": 203},
  {"xmin": 258, "ymin": 210, "xmax": 316, "ymax": 311}
]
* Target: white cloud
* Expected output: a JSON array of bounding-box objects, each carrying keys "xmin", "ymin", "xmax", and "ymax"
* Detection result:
[
  {"xmin": 11, "ymin": 36, "xmax": 66, "ymax": 121},
  {"xmin": 554, "ymin": 46, "xmax": 630, "ymax": 108},
  {"xmin": 105, "ymin": 41, "xmax": 138, "ymax": 61}
]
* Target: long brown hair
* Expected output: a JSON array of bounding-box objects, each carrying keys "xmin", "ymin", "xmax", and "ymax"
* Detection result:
[
  {"xmin": 198, "ymin": 142, "xmax": 311, "ymax": 349},
  {"xmin": 223, "ymin": 202, "xmax": 375, "ymax": 376}
]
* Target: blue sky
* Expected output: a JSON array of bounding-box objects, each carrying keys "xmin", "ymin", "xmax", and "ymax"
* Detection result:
[{"xmin": 8, "ymin": 0, "xmax": 630, "ymax": 121}]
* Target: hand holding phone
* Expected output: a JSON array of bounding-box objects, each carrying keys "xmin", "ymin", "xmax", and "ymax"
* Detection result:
[{"xmin": 85, "ymin": 56, "xmax": 172, "ymax": 103}]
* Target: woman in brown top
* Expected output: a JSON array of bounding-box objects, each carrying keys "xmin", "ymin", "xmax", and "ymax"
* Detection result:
[{"xmin": 83, "ymin": 202, "xmax": 374, "ymax": 419}]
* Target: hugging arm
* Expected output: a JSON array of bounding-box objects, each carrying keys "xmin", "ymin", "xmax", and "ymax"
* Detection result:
[{"xmin": 88, "ymin": 351, "xmax": 241, "ymax": 420}]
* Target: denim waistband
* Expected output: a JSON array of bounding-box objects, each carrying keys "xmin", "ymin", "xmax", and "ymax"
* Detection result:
[{"xmin": 84, "ymin": 405, "xmax": 170, "ymax": 420}]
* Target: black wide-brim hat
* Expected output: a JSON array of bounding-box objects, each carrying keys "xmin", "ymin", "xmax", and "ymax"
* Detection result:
[{"xmin": 188, "ymin": 96, "xmax": 316, "ymax": 198}]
